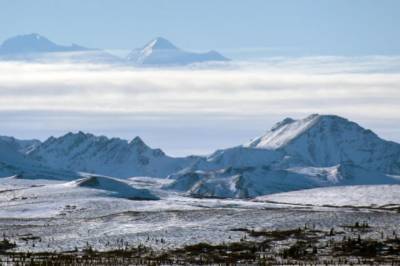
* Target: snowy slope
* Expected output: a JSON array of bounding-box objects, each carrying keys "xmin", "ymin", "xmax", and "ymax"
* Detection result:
[
  {"xmin": 0, "ymin": 135, "xmax": 41, "ymax": 154},
  {"xmin": 166, "ymin": 164, "xmax": 400, "ymax": 199},
  {"xmin": 166, "ymin": 167, "xmax": 323, "ymax": 198},
  {"xmin": 67, "ymin": 175, "xmax": 159, "ymax": 200},
  {"xmin": 256, "ymin": 184, "xmax": 400, "ymax": 208},
  {"xmin": 0, "ymin": 176, "xmax": 158, "ymax": 219},
  {"xmin": 244, "ymin": 115, "xmax": 319, "ymax": 149},
  {"xmin": 166, "ymin": 114, "xmax": 400, "ymax": 198},
  {"xmin": 0, "ymin": 138, "xmax": 79, "ymax": 180},
  {"xmin": 28, "ymin": 132, "xmax": 198, "ymax": 178},
  {"xmin": 244, "ymin": 114, "xmax": 400, "ymax": 174},
  {"xmin": 127, "ymin": 37, "xmax": 229, "ymax": 66}
]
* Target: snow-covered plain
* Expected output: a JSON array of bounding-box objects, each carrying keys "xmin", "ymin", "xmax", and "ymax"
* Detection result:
[
  {"xmin": 256, "ymin": 184, "xmax": 400, "ymax": 208},
  {"xmin": 0, "ymin": 177, "xmax": 399, "ymax": 253}
]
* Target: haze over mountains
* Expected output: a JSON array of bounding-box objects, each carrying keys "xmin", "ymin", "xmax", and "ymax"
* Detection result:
[
  {"xmin": 127, "ymin": 37, "xmax": 228, "ymax": 65},
  {"xmin": 0, "ymin": 33, "xmax": 90, "ymax": 55},
  {"xmin": 1, "ymin": 114, "xmax": 399, "ymax": 198},
  {"xmin": 0, "ymin": 33, "xmax": 229, "ymax": 65}
]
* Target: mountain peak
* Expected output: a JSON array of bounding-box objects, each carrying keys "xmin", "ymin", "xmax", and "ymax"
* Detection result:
[
  {"xmin": 8, "ymin": 33, "xmax": 47, "ymax": 41},
  {"xmin": 245, "ymin": 114, "xmax": 321, "ymax": 149},
  {"xmin": 145, "ymin": 37, "xmax": 178, "ymax": 50},
  {"xmin": 27, "ymin": 131, "xmax": 195, "ymax": 178},
  {"xmin": 243, "ymin": 113, "xmax": 395, "ymax": 168},
  {"xmin": 271, "ymin": 117, "xmax": 296, "ymax": 131},
  {"xmin": 130, "ymin": 136, "xmax": 147, "ymax": 147},
  {"xmin": 244, "ymin": 114, "xmax": 370, "ymax": 151},
  {"xmin": 127, "ymin": 37, "xmax": 229, "ymax": 66},
  {"xmin": 0, "ymin": 33, "xmax": 89, "ymax": 55},
  {"xmin": 64, "ymin": 131, "xmax": 94, "ymax": 139}
]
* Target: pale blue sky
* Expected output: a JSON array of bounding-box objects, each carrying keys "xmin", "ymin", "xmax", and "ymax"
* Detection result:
[{"xmin": 1, "ymin": 0, "xmax": 400, "ymax": 58}]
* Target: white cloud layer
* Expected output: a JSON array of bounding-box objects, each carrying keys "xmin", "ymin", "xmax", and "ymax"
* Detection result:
[{"xmin": 0, "ymin": 56, "xmax": 399, "ymax": 155}]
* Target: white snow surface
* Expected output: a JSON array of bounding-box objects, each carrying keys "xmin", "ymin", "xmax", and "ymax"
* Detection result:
[
  {"xmin": 256, "ymin": 184, "xmax": 400, "ymax": 208},
  {"xmin": 244, "ymin": 114, "xmax": 319, "ymax": 149},
  {"xmin": 67, "ymin": 175, "xmax": 159, "ymax": 200},
  {"xmin": 0, "ymin": 177, "xmax": 399, "ymax": 253},
  {"xmin": 0, "ymin": 176, "xmax": 158, "ymax": 218}
]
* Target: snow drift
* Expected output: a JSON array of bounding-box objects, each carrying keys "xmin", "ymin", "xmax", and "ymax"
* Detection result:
[{"xmin": 67, "ymin": 175, "xmax": 159, "ymax": 200}]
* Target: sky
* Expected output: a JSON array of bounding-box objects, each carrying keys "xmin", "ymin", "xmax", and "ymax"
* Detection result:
[
  {"xmin": 1, "ymin": 0, "xmax": 400, "ymax": 58},
  {"xmin": 0, "ymin": 1, "xmax": 400, "ymax": 156}
]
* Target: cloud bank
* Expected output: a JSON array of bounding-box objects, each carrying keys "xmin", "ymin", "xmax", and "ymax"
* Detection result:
[{"xmin": 0, "ymin": 56, "xmax": 399, "ymax": 155}]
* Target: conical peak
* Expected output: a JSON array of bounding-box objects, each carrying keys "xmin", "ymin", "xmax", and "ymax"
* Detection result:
[{"xmin": 144, "ymin": 37, "xmax": 178, "ymax": 50}]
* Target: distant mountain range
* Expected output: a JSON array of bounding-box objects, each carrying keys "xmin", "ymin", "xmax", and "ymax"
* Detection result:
[
  {"xmin": 0, "ymin": 33, "xmax": 90, "ymax": 55},
  {"xmin": 126, "ymin": 37, "xmax": 228, "ymax": 66},
  {"xmin": 1, "ymin": 114, "xmax": 399, "ymax": 198},
  {"xmin": 0, "ymin": 33, "xmax": 229, "ymax": 66},
  {"xmin": 28, "ymin": 132, "xmax": 199, "ymax": 178}
]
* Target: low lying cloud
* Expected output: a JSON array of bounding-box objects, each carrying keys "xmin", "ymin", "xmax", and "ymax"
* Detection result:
[{"xmin": 0, "ymin": 56, "xmax": 399, "ymax": 155}]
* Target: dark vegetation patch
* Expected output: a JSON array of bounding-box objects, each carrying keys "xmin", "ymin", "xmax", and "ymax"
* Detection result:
[
  {"xmin": 1, "ymin": 222, "xmax": 400, "ymax": 265},
  {"xmin": 0, "ymin": 238, "xmax": 16, "ymax": 253}
]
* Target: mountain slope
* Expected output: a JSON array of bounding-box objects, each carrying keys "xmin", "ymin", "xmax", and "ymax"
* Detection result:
[
  {"xmin": 0, "ymin": 33, "xmax": 121, "ymax": 63},
  {"xmin": 67, "ymin": 175, "xmax": 159, "ymax": 200},
  {"xmin": 244, "ymin": 114, "xmax": 400, "ymax": 174},
  {"xmin": 0, "ymin": 33, "xmax": 89, "ymax": 55},
  {"xmin": 165, "ymin": 163, "xmax": 400, "ymax": 199},
  {"xmin": 28, "ymin": 132, "xmax": 199, "ymax": 178},
  {"xmin": 166, "ymin": 114, "xmax": 400, "ymax": 198},
  {"xmin": 0, "ymin": 136, "xmax": 41, "ymax": 154},
  {"xmin": 0, "ymin": 137, "xmax": 79, "ymax": 180},
  {"xmin": 127, "ymin": 37, "xmax": 229, "ymax": 66}
]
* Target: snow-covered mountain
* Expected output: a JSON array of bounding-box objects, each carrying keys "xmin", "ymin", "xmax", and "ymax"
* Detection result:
[
  {"xmin": 0, "ymin": 33, "xmax": 89, "ymax": 55},
  {"xmin": 126, "ymin": 37, "xmax": 229, "ymax": 66},
  {"xmin": 28, "ymin": 132, "xmax": 198, "ymax": 178},
  {"xmin": 0, "ymin": 136, "xmax": 41, "ymax": 154},
  {"xmin": 0, "ymin": 137, "xmax": 79, "ymax": 180},
  {"xmin": 244, "ymin": 114, "xmax": 400, "ymax": 174},
  {"xmin": 0, "ymin": 34, "xmax": 228, "ymax": 65},
  {"xmin": 0, "ymin": 33, "xmax": 121, "ymax": 63},
  {"xmin": 166, "ymin": 114, "xmax": 400, "ymax": 198},
  {"xmin": 1, "ymin": 114, "xmax": 399, "ymax": 198}
]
